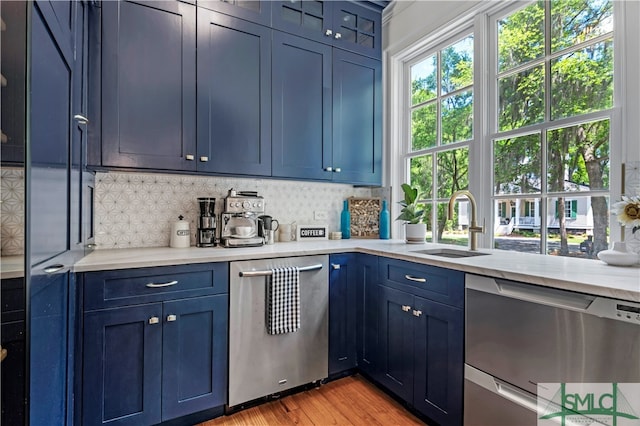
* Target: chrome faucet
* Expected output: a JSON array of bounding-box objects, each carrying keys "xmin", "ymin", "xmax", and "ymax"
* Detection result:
[{"xmin": 448, "ymin": 190, "xmax": 484, "ymax": 251}]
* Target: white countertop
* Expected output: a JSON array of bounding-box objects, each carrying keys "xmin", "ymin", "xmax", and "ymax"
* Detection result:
[
  {"xmin": 0, "ymin": 255, "xmax": 24, "ymax": 279},
  {"xmin": 72, "ymin": 239, "xmax": 640, "ymax": 302}
]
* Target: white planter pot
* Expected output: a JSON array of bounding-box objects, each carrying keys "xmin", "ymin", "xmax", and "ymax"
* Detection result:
[{"xmin": 405, "ymin": 223, "xmax": 426, "ymax": 244}]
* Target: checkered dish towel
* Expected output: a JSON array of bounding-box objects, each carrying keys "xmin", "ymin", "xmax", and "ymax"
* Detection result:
[{"xmin": 267, "ymin": 266, "xmax": 300, "ymax": 335}]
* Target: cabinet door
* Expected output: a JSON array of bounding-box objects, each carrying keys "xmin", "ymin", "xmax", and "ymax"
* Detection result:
[
  {"xmin": 271, "ymin": 0, "xmax": 333, "ymax": 45},
  {"xmin": 82, "ymin": 303, "xmax": 163, "ymax": 426},
  {"xmin": 331, "ymin": 2, "xmax": 382, "ymax": 59},
  {"xmin": 197, "ymin": 10, "xmax": 271, "ymax": 176},
  {"xmin": 376, "ymin": 285, "xmax": 414, "ymax": 403},
  {"xmin": 332, "ymin": 50, "xmax": 381, "ymax": 185},
  {"xmin": 412, "ymin": 296, "xmax": 463, "ymax": 426},
  {"xmin": 328, "ymin": 254, "xmax": 357, "ymax": 375},
  {"xmin": 197, "ymin": 0, "xmax": 272, "ymax": 26},
  {"xmin": 355, "ymin": 254, "xmax": 378, "ymax": 375},
  {"xmin": 162, "ymin": 295, "xmax": 228, "ymax": 421},
  {"xmin": 272, "ymin": 31, "xmax": 332, "ymax": 180},
  {"xmin": 29, "ymin": 270, "xmax": 70, "ymax": 426},
  {"xmin": 101, "ymin": 1, "xmax": 196, "ymax": 170},
  {"xmin": 29, "ymin": 0, "xmax": 74, "ymax": 265}
]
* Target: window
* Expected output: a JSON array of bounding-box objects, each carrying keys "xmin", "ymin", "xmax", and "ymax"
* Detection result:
[
  {"xmin": 492, "ymin": 0, "xmax": 613, "ymax": 258},
  {"xmin": 406, "ymin": 34, "xmax": 474, "ymax": 245},
  {"xmin": 395, "ymin": 0, "xmax": 617, "ymax": 260}
]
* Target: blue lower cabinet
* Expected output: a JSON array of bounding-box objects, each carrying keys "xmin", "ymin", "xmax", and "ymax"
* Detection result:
[
  {"xmin": 82, "ymin": 303, "xmax": 163, "ymax": 426},
  {"xmin": 412, "ymin": 296, "xmax": 463, "ymax": 426},
  {"xmin": 376, "ymin": 285, "xmax": 414, "ymax": 402},
  {"xmin": 328, "ymin": 254, "xmax": 357, "ymax": 375},
  {"xmin": 162, "ymin": 295, "xmax": 228, "ymax": 420},
  {"xmin": 81, "ymin": 267, "xmax": 229, "ymax": 425},
  {"xmin": 355, "ymin": 254, "xmax": 378, "ymax": 376},
  {"xmin": 377, "ymin": 282, "xmax": 463, "ymax": 426}
]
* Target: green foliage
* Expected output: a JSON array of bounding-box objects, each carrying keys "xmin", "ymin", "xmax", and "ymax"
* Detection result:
[{"xmin": 395, "ymin": 184, "xmax": 426, "ymax": 224}]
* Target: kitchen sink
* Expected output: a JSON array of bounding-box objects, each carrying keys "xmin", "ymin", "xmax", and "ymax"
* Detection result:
[{"xmin": 411, "ymin": 248, "xmax": 490, "ymax": 258}]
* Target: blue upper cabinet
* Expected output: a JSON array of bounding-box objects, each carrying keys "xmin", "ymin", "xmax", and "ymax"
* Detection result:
[
  {"xmin": 197, "ymin": 0, "xmax": 272, "ymax": 26},
  {"xmin": 272, "ymin": 1, "xmax": 382, "ymax": 59},
  {"xmin": 196, "ymin": 10, "xmax": 272, "ymax": 176},
  {"xmin": 272, "ymin": 31, "xmax": 333, "ymax": 181},
  {"xmin": 332, "ymin": 49, "xmax": 382, "ymax": 185},
  {"xmin": 100, "ymin": 1, "xmax": 196, "ymax": 170},
  {"xmin": 272, "ymin": 30, "xmax": 382, "ymax": 185}
]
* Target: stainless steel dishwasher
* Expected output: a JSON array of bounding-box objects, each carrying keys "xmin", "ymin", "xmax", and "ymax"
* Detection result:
[
  {"xmin": 465, "ymin": 274, "xmax": 640, "ymax": 425},
  {"xmin": 228, "ymin": 255, "xmax": 328, "ymax": 407}
]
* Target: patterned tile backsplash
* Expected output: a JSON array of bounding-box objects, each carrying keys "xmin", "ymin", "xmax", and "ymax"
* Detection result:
[
  {"xmin": 94, "ymin": 172, "xmax": 373, "ymax": 249},
  {"xmin": 0, "ymin": 167, "xmax": 25, "ymax": 256}
]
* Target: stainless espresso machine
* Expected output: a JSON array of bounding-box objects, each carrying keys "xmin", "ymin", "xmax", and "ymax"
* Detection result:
[
  {"xmin": 220, "ymin": 189, "xmax": 265, "ymax": 248},
  {"xmin": 196, "ymin": 197, "xmax": 217, "ymax": 247}
]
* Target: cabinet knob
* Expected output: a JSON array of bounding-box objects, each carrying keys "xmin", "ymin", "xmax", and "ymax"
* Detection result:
[
  {"xmin": 167, "ymin": 314, "xmax": 177, "ymax": 322},
  {"xmin": 73, "ymin": 114, "xmax": 89, "ymax": 124},
  {"xmin": 200, "ymin": 156, "xmax": 209, "ymax": 162},
  {"xmin": 413, "ymin": 310, "xmax": 423, "ymax": 317},
  {"xmin": 401, "ymin": 305, "xmax": 411, "ymax": 312},
  {"xmin": 324, "ymin": 166, "xmax": 333, "ymax": 172},
  {"xmin": 325, "ymin": 29, "xmax": 333, "ymax": 36},
  {"xmin": 334, "ymin": 167, "xmax": 341, "ymax": 173},
  {"xmin": 149, "ymin": 316, "xmax": 160, "ymax": 325},
  {"xmin": 331, "ymin": 263, "xmax": 341, "ymax": 270},
  {"xmin": 186, "ymin": 154, "xmax": 195, "ymax": 161},
  {"xmin": 334, "ymin": 32, "xmax": 342, "ymax": 40}
]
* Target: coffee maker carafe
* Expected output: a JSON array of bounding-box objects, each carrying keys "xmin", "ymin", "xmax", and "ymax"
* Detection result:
[
  {"xmin": 196, "ymin": 197, "xmax": 217, "ymax": 247},
  {"xmin": 258, "ymin": 215, "xmax": 279, "ymax": 245}
]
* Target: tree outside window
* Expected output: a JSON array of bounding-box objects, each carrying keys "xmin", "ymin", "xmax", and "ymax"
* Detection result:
[
  {"xmin": 493, "ymin": 0, "xmax": 612, "ymax": 258},
  {"xmin": 407, "ymin": 34, "xmax": 473, "ymax": 244}
]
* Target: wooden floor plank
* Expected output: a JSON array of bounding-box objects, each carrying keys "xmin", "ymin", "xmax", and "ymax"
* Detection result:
[{"xmin": 200, "ymin": 375, "xmax": 425, "ymax": 426}]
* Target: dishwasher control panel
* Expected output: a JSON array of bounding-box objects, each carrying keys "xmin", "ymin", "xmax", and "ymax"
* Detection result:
[{"xmin": 616, "ymin": 302, "xmax": 640, "ymax": 323}]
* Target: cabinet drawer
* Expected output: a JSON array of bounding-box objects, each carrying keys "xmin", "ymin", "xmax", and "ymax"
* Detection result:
[
  {"xmin": 378, "ymin": 258, "xmax": 463, "ymax": 308},
  {"xmin": 83, "ymin": 263, "xmax": 228, "ymax": 310}
]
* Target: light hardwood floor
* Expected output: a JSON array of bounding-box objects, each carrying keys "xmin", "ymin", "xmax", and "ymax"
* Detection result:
[{"xmin": 199, "ymin": 375, "xmax": 426, "ymax": 426}]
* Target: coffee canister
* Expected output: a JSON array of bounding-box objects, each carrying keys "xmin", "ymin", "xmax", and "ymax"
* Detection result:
[{"xmin": 170, "ymin": 215, "xmax": 191, "ymax": 248}]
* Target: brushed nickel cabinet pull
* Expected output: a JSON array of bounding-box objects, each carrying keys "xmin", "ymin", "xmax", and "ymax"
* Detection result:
[
  {"xmin": 324, "ymin": 166, "xmax": 333, "ymax": 172},
  {"xmin": 405, "ymin": 275, "xmax": 427, "ymax": 283},
  {"xmin": 334, "ymin": 167, "xmax": 341, "ymax": 173},
  {"xmin": 413, "ymin": 310, "xmax": 423, "ymax": 317},
  {"xmin": 43, "ymin": 264, "xmax": 65, "ymax": 274},
  {"xmin": 167, "ymin": 314, "xmax": 177, "ymax": 322},
  {"xmin": 325, "ymin": 29, "xmax": 333, "ymax": 36},
  {"xmin": 401, "ymin": 305, "xmax": 411, "ymax": 312},
  {"xmin": 186, "ymin": 154, "xmax": 195, "ymax": 160},
  {"xmin": 200, "ymin": 156, "xmax": 209, "ymax": 162},
  {"xmin": 146, "ymin": 280, "xmax": 178, "ymax": 288},
  {"xmin": 331, "ymin": 264, "xmax": 341, "ymax": 270},
  {"xmin": 149, "ymin": 317, "xmax": 159, "ymax": 325},
  {"xmin": 73, "ymin": 114, "xmax": 89, "ymax": 124},
  {"xmin": 334, "ymin": 32, "xmax": 342, "ymax": 40}
]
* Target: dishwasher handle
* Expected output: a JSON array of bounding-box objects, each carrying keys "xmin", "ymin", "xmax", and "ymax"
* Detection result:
[
  {"xmin": 466, "ymin": 275, "xmax": 596, "ymax": 312},
  {"xmin": 239, "ymin": 263, "xmax": 323, "ymax": 277}
]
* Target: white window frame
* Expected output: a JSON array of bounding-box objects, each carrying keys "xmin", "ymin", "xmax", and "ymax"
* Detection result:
[{"xmin": 388, "ymin": 1, "xmax": 625, "ymax": 251}]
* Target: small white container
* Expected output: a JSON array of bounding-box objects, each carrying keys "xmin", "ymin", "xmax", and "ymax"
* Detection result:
[
  {"xmin": 597, "ymin": 241, "xmax": 639, "ymax": 266},
  {"xmin": 170, "ymin": 216, "xmax": 191, "ymax": 248}
]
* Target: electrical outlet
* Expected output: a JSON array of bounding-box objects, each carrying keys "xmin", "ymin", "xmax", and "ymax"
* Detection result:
[{"xmin": 314, "ymin": 210, "xmax": 328, "ymax": 221}]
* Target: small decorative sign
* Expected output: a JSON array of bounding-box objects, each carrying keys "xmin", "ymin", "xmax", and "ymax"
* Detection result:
[
  {"xmin": 348, "ymin": 197, "xmax": 381, "ymax": 239},
  {"xmin": 297, "ymin": 224, "xmax": 328, "ymax": 240}
]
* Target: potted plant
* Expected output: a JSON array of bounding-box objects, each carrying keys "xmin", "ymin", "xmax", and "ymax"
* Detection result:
[{"xmin": 396, "ymin": 183, "xmax": 427, "ymax": 243}]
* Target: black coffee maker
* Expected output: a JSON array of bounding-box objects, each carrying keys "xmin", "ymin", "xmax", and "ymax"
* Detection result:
[{"xmin": 196, "ymin": 197, "xmax": 216, "ymax": 247}]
